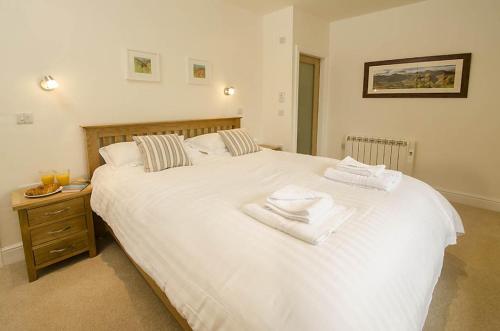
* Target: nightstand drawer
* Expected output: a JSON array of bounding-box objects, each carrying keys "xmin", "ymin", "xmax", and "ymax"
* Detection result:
[
  {"xmin": 33, "ymin": 232, "xmax": 89, "ymax": 266},
  {"xmin": 12, "ymin": 185, "xmax": 96, "ymax": 282},
  {"xmin": 27, "ymin": 197, "xmax": 85, "ymax": 226},
  {"xmin": 31, "ymin": 216, "xmax": 87, "ymax": 246}
]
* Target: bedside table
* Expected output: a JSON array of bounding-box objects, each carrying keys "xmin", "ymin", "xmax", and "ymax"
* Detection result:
[
  {"xmin": 259, "ymin": 144, "xmax": 282, "ymax": 151},
  {"xmin": 11, "ymin": 185, "xmax": 96, "ymax": 282}
]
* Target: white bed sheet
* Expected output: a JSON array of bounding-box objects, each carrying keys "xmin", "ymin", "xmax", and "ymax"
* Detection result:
[{"xmin": 91, "ymin": 149, "xmax": 463, "ymax": 331}]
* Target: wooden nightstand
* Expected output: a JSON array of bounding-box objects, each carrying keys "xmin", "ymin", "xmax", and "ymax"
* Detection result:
[
  {"xmin": 11, "ymin": 185, "xmax": 96, "ymax": 282},
  {"xmin": 259, "ymin": 144, "xmax": 282, "ymax": 151}
]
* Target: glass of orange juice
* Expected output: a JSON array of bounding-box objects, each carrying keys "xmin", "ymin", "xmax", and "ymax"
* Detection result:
[
  {"xmin": 40, "ymin": 171, "xmax": 55, "ymax": 185},
  {"xmin": 55, "ymin": 169, "xmax": 70, "ymax": 186}
]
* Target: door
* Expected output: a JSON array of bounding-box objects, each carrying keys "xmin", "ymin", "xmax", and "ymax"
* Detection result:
[{"xmin": 297, "ymin": 54, "xmax": 320, "ymax": 155}]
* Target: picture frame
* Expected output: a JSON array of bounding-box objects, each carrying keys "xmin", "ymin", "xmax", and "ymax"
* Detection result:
[
  {"xmin": 126, "ymin": 49, "xmax": 160, "ymax": 82},
  {"xmin": 186, "ymin": 58, "xmax": 211, "ymax": 85},
  {"xmin": 362, "ymin": 53, "xmax": 471, "ymax": 98}
]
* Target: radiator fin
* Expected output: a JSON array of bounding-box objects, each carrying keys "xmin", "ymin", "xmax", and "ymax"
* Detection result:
[{"xmin": 343, "ymin": 136, "xmax": 415, "ymax": 175}]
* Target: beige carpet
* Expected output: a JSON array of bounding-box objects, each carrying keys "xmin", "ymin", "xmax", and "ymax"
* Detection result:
[{"xmin": 0, "ymin": 203, "xmax": 499, "ymax": 331}]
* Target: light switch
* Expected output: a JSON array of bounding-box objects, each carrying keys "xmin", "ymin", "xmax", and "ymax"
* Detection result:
[
  {"xmin": 17, "ymin": 113, "xmax": 34, "ymax": 125},
  {"xmin": 278, "ymin": 109, "xmax": 285, "ymax": 116},
  {"xmin": 278, "ymin": 92, "xmax": 286, "ymax": 103},
  {"xmin": 279, "ymin": 36, "xmax": 286, "ymax": 44}
]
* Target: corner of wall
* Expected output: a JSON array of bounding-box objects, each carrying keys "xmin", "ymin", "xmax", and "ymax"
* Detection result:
[{"xmin": 261, "ymin": 6, "xmax": 295, "ymax": 151}]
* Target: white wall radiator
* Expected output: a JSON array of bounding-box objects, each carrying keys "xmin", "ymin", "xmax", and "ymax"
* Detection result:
[{"xmin": 343, "ymin": 135, "xmax": 415, "ymax": 175}]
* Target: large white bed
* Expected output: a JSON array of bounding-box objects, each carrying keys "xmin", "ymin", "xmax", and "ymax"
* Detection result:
[{"xmin": 90, "ymin": 144, "xmax": 463, "ymax": 331}]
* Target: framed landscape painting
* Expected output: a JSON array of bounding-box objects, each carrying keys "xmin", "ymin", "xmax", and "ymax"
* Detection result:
[
  {"xmin": 363, "ymin": 53, "xmax": 471, "ymax": 98},
  {"xmin": 126, "ymin": 49, "xmax": 160, "ymax": 82},
  {"xmin": 187, "ymin": 58, "xmax": 211, "ymax": 85}
]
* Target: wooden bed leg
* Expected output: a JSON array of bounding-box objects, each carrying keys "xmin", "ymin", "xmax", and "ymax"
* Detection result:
[{"xmin": 92, "ymin": 212, "xmax": 109, "ymax": 239}]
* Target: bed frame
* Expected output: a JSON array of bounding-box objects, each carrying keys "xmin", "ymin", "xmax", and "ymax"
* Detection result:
[
  {"xmin": 82, "ymin": 117, "xmax": 241, "ymax": 178},
  {"xmin": 82, "ymin": 117, "xmax": 241, "ymax": 331}
]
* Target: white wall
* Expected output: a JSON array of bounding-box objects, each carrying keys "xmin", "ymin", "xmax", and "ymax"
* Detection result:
[
  {"xmin": 293, "ymin": 9, "xmax": 329, "ymax": 58},
  {"xmin": 261, "ymin": 6, "xmax": 294, "ymax": 150},
  {"xmin": 327, "ymin": 0, "xmax": 500, "ymax": 205},
  {"xmin": 0, "ymin": 0, "xmax": 263, "ymax": 251}
]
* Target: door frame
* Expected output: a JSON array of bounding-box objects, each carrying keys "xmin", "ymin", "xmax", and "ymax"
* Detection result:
[
  {"xmin": 291, "ymin": 47, "xmax": 325, "ymax": 156},
  {"xmin": 298, "ymin": 54, "xmax": 320, "ymax": 155}
]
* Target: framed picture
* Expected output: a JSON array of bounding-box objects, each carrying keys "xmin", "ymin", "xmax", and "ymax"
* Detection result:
[
  {"xmin": 363, "ymin": 53, "xmax": 471, "ymax": 98},
  {"xmin": 187, "ymin": 58, "xmax": 211, "ymax": 85},
  {"xmin": 126, "ymin": 49, "xmax": 160, "ymax": 82}
]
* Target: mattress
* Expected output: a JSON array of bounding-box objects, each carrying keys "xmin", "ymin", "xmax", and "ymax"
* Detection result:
[{"xmin": 91, "ymin": 149, "xmax": 463, "ymax": 331}]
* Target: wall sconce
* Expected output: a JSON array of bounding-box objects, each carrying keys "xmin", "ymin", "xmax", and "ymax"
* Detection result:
[
  {"xmin": 40, "ymin": 75, "xmax": 59, "ymax": 91},
  {"xmin": 224, "ymin": 87, "xmax": 235, "ymax": 96}
]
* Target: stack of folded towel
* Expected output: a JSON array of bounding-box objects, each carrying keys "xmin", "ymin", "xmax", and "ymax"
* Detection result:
[
  {"xmin": 324, "ymin": 156, "xmax": 402, "ymax": 191},
  {"xmin": 242, "ymin": 185, "xmax": 355, "ymax": 245}
]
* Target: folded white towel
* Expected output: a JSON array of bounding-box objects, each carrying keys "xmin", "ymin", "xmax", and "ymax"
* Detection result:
[
  {"xmin": 336, "ymin": 156, "xmax": 385, "ymax": 177},
  {"xmin": 324, "ymin": 167, "xmax": 402, "ymax": 191},
  {"xmin": 265, "ymin": 203, "xmax": 326, "ymax": 223},
  {"xmin": 266, "ymin": 185, "xmax": 333, "ymax": 223},
  {"xmin": 268, "ymin": 185, "xmax": 330, "ymax": 201},
  {"xmin": 242, "ymin": 202, "xmax": 355, "ymax": 245}
]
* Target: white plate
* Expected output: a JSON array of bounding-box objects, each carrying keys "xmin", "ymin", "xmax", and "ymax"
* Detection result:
[{"xmin": 24, "ymin": 186, "xmax": 63, "ymax": 199}]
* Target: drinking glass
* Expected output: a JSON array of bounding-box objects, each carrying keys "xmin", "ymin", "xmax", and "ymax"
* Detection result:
[
  {"xmin": 55, "ymin": 169, "xmax": 70, "ymax": 186},
  {"xmin": 40, "ymin": 171, "xmax": 55, "ymax": 185}
]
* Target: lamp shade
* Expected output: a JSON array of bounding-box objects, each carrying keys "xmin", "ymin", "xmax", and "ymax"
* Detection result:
[
  {"xmin": 224, "ymin": 87, "xmax": 235, "ymax": 96},
  {"xmin": 40, "ymin": 76, "xmax": 59, "ymax": 90}
]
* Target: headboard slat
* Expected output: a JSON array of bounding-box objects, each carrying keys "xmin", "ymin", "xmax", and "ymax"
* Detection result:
[{"xmin": 82, "ymin": 117, "xmax": 241, "ymax": 178}]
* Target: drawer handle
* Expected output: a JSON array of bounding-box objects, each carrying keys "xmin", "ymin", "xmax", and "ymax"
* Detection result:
[
  {"xmin": 48, "ymin": 226, "xmax": 71, "ymax": 235},
  {"xmin": 44, "ymin": 207, "xmax": 70, "ymax": 216},
  {"xmin": 49, "ymin": 245, "xmax": 74, "ymax": 254}
]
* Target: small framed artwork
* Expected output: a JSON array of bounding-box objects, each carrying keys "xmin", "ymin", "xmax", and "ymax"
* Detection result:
[
  {"xmin": 187, "ymin": 58, "xmax": 211, "ymax": 85},
  {"xmin": 363, "ymin": 53, "xmax": 471, "ymax": 98},
  {"xmin": 126, "ymin": 49, "xmax": 160, "ymax": 82}
]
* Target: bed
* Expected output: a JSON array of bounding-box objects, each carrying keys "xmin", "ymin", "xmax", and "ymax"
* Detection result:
[{"xmin": 83, "ymin": 117, "xmax": 464, "ymax": 331}]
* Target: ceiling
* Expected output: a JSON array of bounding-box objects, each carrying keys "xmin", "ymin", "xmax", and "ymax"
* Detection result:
[{"xmin": 223, "ymin": 0, "xmax": 425, "ymax": 21}]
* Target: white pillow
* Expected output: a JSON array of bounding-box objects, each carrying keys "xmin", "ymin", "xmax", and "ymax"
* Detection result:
[
  {"xmin": 184, "ymin": 133, "xmax": 228, "ymax": 154},
  {"xmin": 98, "ymin": 141, "xmax": 143, "ymax": 167}
]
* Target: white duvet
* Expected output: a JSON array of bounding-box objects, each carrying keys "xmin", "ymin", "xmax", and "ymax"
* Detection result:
[{"xmin": 91, "ymin": 149, "xmax": 463, "ymax": 331}]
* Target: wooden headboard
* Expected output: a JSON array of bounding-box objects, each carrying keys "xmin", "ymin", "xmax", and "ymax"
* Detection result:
[{"xmin": 82, "ymin": 117, "xmax": 241, "ymax": 178}]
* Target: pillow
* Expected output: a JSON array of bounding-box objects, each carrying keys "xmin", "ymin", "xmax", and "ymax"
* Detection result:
[
  {"xmin": 98, "ymin": 147, "xmax": 113, "ymax": 165},
  {"xmin": 184, "ymin": 143, "xmax": 232, "ymax": 165},
  {"xmin": 218, "ymin": 128, "xmax": 261, "ymax": 156},
  {"xmin": 184, "ymin": 133, "xmax": 227, "ymax": 154},
  {"xmin": 98, "ymin": 141, "xmax": 142, "ymax": 167},
  {"xmin": 133, "ymin": 134, "xmax": 191, "ymax": 172}
]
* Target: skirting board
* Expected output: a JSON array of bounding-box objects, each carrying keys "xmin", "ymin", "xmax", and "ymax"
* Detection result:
[
  {"xmin": 437, "ymin": 187, "xmax": 500, "ymax": 212},
  {"xmin": 1, "ymin": 242, "xmax": 24, "ymax": 266}
]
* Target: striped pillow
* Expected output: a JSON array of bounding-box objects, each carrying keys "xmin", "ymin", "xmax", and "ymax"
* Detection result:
[
  {"xmin": 133, "ymin": 134, "xmax": 191, "ymax": 172},
  {"xmin": 218, "ymin": 129, "xmax": 261, "ymax": 156}
]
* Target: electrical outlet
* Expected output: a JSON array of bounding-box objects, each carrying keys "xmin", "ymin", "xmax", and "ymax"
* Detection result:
[
  {"xmin": 237, "ymin": 108, "xmax": 244, "ymax": 115},
  {"xmin": 16, "ymin": 113, "xmax": 34, "ymax": 125}
]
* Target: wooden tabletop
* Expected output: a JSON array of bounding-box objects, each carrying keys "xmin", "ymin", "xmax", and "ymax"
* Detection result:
[
  {"xmin": 11, "ymin": 185, "xmax": 93, "ymax": 211},
  {"xmin": 259, "ymin": 144, "xmax": 282, "ymax": 151}
]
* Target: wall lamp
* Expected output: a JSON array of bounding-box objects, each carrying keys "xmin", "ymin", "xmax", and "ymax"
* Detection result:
[
  {"xmin": 40, "ymin": 75, "xmax": 59, "ymax": 91},
  {"xmin": 224, "ymin": 87, "xmax": 235, "ymax": 96}
]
